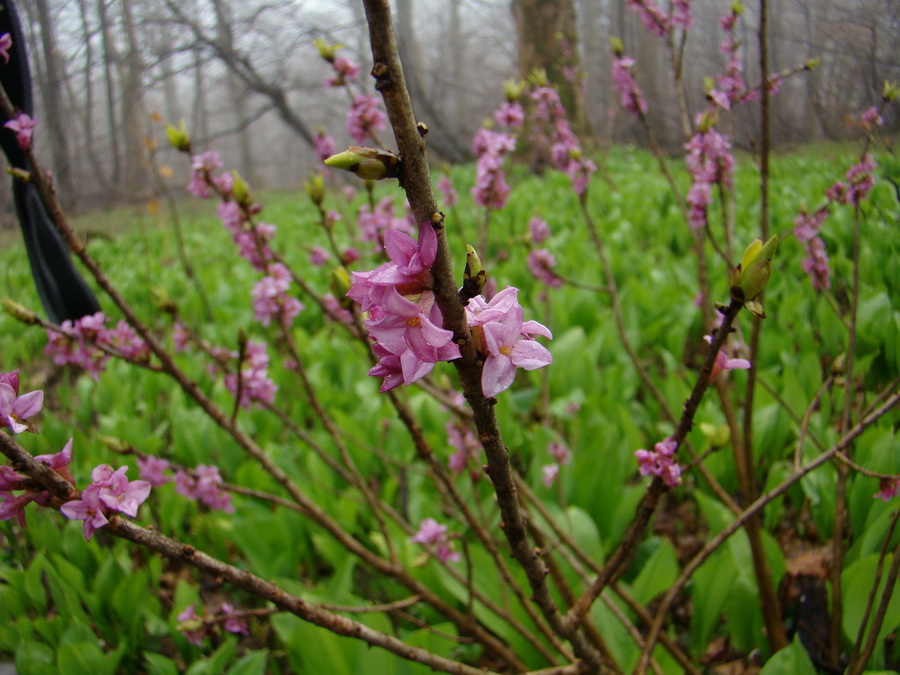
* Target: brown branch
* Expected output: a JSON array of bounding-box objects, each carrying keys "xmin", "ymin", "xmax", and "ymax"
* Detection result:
[{"xmin": 361, "ymin": 0, "xmax": 601, "ymax": 668}]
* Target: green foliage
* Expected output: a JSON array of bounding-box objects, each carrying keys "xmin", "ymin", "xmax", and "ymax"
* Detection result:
[{"xmin": 1, "ymin": 140, "xmax": 898, "ymax": 672}]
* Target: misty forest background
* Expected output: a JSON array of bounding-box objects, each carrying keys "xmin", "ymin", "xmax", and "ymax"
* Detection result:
[{"xmin": 6, "ymin": 0, "xmax": 899, "ymax": 221}]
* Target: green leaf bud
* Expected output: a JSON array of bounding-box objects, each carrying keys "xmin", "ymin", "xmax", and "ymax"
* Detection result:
[
  {"xmin": 2, "ymin": 298, "xmax": 38, "ymax": 324},
  {"xmin": 324, "ymin": 147, "xmax": 400, "ymax": 181},
  {"xmin": 164, "ymin": 120, "xmax": 191, "ymax": 153},
  {"xmin": 459, "ymin": 244, "xmax": 487, "ymax": 302},
  {"xmin": 231, "ymin": 170, "xmax": 252, "ymax": 206},
  {"xmin": 304, "ymin": 172, "xmax": 326, "ymax": 206}
]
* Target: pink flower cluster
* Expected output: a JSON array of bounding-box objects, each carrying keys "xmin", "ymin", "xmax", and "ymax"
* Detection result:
[
  {"xmin": 794, "ymin": 208, "xmax": 831, "ymax": 291},
  {"xmin": 174, "ymin": 464, "xmax": 234, "ymax": 513},
  {"xmin": 4, "ymin": 112, "xmax": 38, "ymax": 151},
  {"xmin": 1, "ymin": 441, "xmax": 74, "ymax": 528},
  {"xmin": 611, "ymin": 56, "xmax": 648, "ymax": 117},
  {"xmin": 346, "ymin": 94, "xmax": 387, "ymax": 144},
  {"xmin": 466, "ymin": 287, "xmax": 553, "ymax": 398},
  {"xmin": 225, "ymin": 341, "xmax": 277, "ymax": 409},
  {"xmin": 251, "ymin": 262, "xmax": 304, "ymax": 327},
  {"xmin": 357, "ymin": 196, "xmax": 414, "ymax": 249},
  {"xmin": 447, "ymin": 415, "xmax": 480, "ymax": 477},
  {"xmin": 325, "ymin": 55, "xmax": 360, "ymax": 88},
  {"xmin": 314, "ymin": 129, "xmax": 336, "ymax": 164},
  {"xmin": 471, "ymin": 128, "xmax": 515, "ymax": 210},
  {"xmin": 527, "ymin": 249, "xmax": 563, "ymax": 288},
  {"xmin": 526, "ymin": 86, "xmax": 596, "ymax": 195},
  {"xmin": 684, "ymin": 125, "xmax": 735, "ymax": 229},
  {"xmin": 349, "ymin": 224, "xmax": 460, "ymax": 391},
  {"xmin": 626, "ymin": 0, "xmax": 670, "ymax": 37},
  {"xmin": 0, "ymin": 370, "xmax": 43, "ymax": 434},
  {"xmin": 634, "ymin": 437, "xmax": 681, "ymax": 488},
  {"xmin": 187, "ymin": 151, "xmax": 229, "ymax": 199},
  {"xmin": 494, "ymin": 101, "xmax": 525, "ymax": 128},
  {"xmin": 60, "ymin": 462, "xmax": 151, "ymax": 540},
  {"xmin": 411, "ymin": 517, "xmax": 459, "ymax": 563},
  {"xmin": 827, "ymin": 153, "xmax": 877, "ymax": 207},
  {"xmin": 436, "ymin": 175, "xmax": 458, "ymax": 207},
  {"xmin": 794, "ymin": 149, "xmax": 878, "ymax": 291},
  {"xmin": 177, "ymin": 601, "xmax": 249, "ymax": 646},
  {"xmin": 46, "ymin": 312, "xmax": 150, "ymax": 379},
  {"xmin": 529, "ymin": 216, "xmax": 551, "ymax": 244},
  {"xmin": 714, "ymin": 10, "xmax": 754, "ymax": 109},
  {"xmin": 216, "ymin": 200, "xmax": 276, "ymax": 272}
]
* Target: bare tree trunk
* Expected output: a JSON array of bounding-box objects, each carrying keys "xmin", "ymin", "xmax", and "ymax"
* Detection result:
[
  {"xmin": 212, "ymin": 0, "xmax": 256, "ymax": 183},
  {"xmin": 34, "ymin": 0, "xmax": 75, "ymax": 206},
  {"xmin": 511, "ymin": 0, "xmax": 592, "ymax": 139},
  {"xmin": 97, "ymin": 0, "xmax": 123, "ymax": 194},
  {"xmin": 120, "ymin": 0, "xmax": 149, "ymax": 200}
]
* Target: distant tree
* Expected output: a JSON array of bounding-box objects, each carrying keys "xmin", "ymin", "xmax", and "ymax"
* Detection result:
[{"xmin": 511, "ymin": 0, "xmax": 592, "ymax": 140}]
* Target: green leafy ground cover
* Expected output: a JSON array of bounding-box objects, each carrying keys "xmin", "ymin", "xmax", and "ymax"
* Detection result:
[{"xmin": 1, "ymin": 142, "xmax": 898, "ymax": 673}]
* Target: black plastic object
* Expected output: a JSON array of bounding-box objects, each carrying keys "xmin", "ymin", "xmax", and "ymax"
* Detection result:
[{"xmin": 0, "ymin": 0, "xmax": 100, "ymax": 324}]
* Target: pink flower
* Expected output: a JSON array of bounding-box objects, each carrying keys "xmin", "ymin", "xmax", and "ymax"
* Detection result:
[
  {"xmin": 800, "ymin": 236, "xmax": 831, "ymax": 291},
  {"xmin": 704, "ymin": 335, "xmax": 751, "ymax": 382},
  {"xmin": 471, "ymin": 129, "xmax": 515, "ymax": 211},
  {"xmin": 436, "ymin": 175, "xmax": 458, "ymax": 207},
  {"xmin": 60, "ymin": 485, "xmax": 109, "ymax": 540},
  {"xmin": 548, "ymin": 442, "xmax": 572, "ymax": 465},
  {"xmin": 478, "ymin": 298, "xmax": 553, "ymax": 397},
  {"xmin": 0, "ymin": 33, "xmax": 12, "ymax": 63},
  {"xmin": 346, "ymin": 95, "xmax": 387, "ymax": 144},
  {"xmin": 875, "ymin": 477, "xmax": 900, "ymax": 502},
  {"xmin": 527, "ymin": 249, "xmax": 563, "ymax": 288},
  {"xmin": 187, "ymin": 151, "xmax": 222, "ymax": 198},
  {"xmin": 611, "ymin": 56, "xmax": 648, "ymax": 117},
  {"xmin": 626, "ymin": 0, "xmax": 670, "ymax": 36},
  {"xmin": 494, "ymin": 101, "xmax": 525, "ymax": 128},
  {"xmin": 529, "ymin": 216, "xmax": 551, "ymax": 244},
  {"xmin": 0, "ymin": 492, "xmax": 34, "ymax": 528},
  {"xmin": 137, "ymin": 456, "xmax": 171, "ymax": 486},
  {"xmin": 860, "ymin": 107, "xmax": 883, "ymax": 129},
  {"xmin": 314, "ymin": 131, "xmax": 336, "ymax": 163},
  {"xmin": 91, "ymin": 465, "xmax": 151, "ymax": 518},
  {"xmin": 225, "ymin": 341, "xmax": 277, "ymax": 408},
  {"xmin": 177, "ymin": 604, "xmax": 207, "ymax": 646},
  {"xmin": 447, "ymin": 420, "xmax": 480, "ymax": 477},
  {"xmin": 634, "ymin": 438, "xmax": 681, "ymax": 487},
  {"xmin": 0, "ymin": 370, "xmax": 43, "ymax": 434},
  {"xmin": 4, "ymin": 113, "xmax": 38, "ymax": 150},
  {"xmin": 309, "ymin": 246, "xmax": 330, "ymax": 266},
  {"xmin": 221, "ymin": 602, "xmax": 249, "ymax": 635},
  {"xmin": 411, "ymin": 518, "xmax": 459, "ymax": 563},
  {"xmin": 542, "ymin": 464, "xmax": 560, "ymax": 487},
  {"xmin": 251, "ymin": 263, "xmax": 303, "ymax": 327}
]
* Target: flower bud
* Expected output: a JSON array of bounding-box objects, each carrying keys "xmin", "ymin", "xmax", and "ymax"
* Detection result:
[
  {"xmin": 459, "ymin": 244, "xmax": 487, "ymax": 302},
  {"xmin": 330, "ymin": 266, "xmax": 354, "ymax": 309},
  {"xmin": 304, "ymin": 172, "xmax": 326, "ymax": 206},
  {"xmin": 98, "ymin": 436, "xmax": 131, "ymax": 453},
  {"xmin": 883, "ymin": 80, "xmax": 899, "ymax": 102},
  {"xmin": 2, "ymin": 298, "xmax": 38, "ymax": 324},
  {"xmin": 165, "ymin": 120, "xmax": 191, "ymax": 153},
  {"xmin": 731, "ymin": 1, "xmax": 745, "ymax": 15},
  {"xmin": 314, "ymin": 37, "xmax": 339, "ymax": 63},
  {"xmin": 503, "ymin": 79, "xmax": 524, "ymax": 102},
  {"xmin": 5, "ymin": 167, "xmax": 31, "ymax": 182},
  {"xmin": 324, "ymin": 147, "xmax": 400, "ymax": 181},
  {"xmin": 230, "ymin": 170, "xmax": 252, "ymax": 206},
  {"xmin": 526, "ymin": 67, "xmax": 548, "ymax": 87},
  {"xmin": 804, "ymin": 57, "xmax": 820, "ymax": 71},
  {"xmin": 730, "ymin": 235, "xmax": 778, "ymax": 317},
  {"xmin": 609, "ymin": 36, "xmax": 625, "ymax": 57}
]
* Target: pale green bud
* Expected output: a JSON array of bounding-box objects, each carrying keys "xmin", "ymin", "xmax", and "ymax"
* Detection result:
[
  {"xmin": 164, "ymin": 120, "xmax": 191, "ymax": 152},
  {"xmin": 459, "ymin": 244, "xmax": 487, "ymax": 302},
  {"xmin": 609, "ymin": 36, "xmax": 624, "ymax": 56},
  {"xmin": 324, "ymin": 147, "xmax": 400, "ymax": 181},
  {"xmin": 731, "ymin": 235, "xmax": 778, "ymax": 317},
  {"xmin": 330, "ymin": 266, "xmax": 354, "ymax": 310},
  {"xmin": 304, "ymin": 172, "xmax": 326, "ymax": 205},
  {"xmin": 314, "ymin": 37, "xmax": 340, "ymax": 62},
  {"xmin": 231, "ymin": 170, "xmax": 252, "ymax": 206},
  {"xmin": 883, "ymin": 80, "xmax": 899, "ymax": 102}
]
